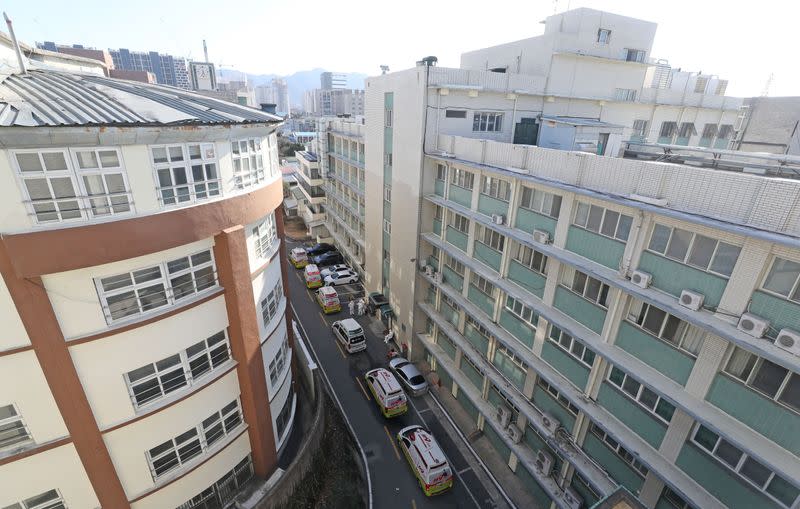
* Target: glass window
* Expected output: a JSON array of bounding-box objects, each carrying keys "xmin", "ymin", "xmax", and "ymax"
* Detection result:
[
  {"xmin": 751, "ymin": 360, "xmax": 789, "ymax": 398},
  {"xmin": 665, "ymin": 228, "xmax": 692, "ymax": 260},
  {"xmin": 763, "ymin": 257, "xmax": 800, "ymax": 299}
]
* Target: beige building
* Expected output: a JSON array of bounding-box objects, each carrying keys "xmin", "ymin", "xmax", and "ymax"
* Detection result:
[{"xmin": 0, "ymin": 37, "xmax": 297, "ymax": 509}]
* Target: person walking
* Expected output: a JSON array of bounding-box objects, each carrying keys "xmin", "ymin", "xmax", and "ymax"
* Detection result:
[
  {"xmin": 384, "ymin": 329, "xmax": 394, "ymax": 344},
  {"xmin": 356, "ymin": 299, "xmax": 365, "ymax": 316},
  {"xmin": 348, "ymin": 297, "xmax": 355, "ymax": 316}
]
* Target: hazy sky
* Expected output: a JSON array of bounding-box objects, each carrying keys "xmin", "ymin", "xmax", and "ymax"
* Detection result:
[{"xmin": 4, "ymin": 0, "xmax": 797, "ymax": 97}]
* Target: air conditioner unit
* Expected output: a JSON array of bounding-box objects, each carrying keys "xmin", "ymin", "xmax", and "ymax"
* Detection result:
[
  {"xmin": 776, "ymin": 328, "xmax": 800, "ymax": 356},
  {"xmin": 425, "ymin": 265, "xmax": 434, "ymax": 277},
  {"xmin": 506, "ymin": 424, "xmax": 523, "ymax": 444},
  {"xmin": 535, "ymin": 450, "xmax": 554, "ymax": 476},
  {"xmin": 541, "ymin": 412, "xmax": 560, "ymax": 435},
  {"xmin": 679, "ymin": 290, "xmax": 705, "ymax": 311},
  {"xmin": 737, "ymin": 313, "xmax": 770, "ymax": 338},
  {"xmin": 533, "ymin": 229, "xmax": 550, "ymax": 244},
  {"xmin": 563, "ymin": 487, "xmax": 584, "ymax": 509},
  {"xmin": 630, "ymin": 270, "xmax": 652, "ymax": 289},
  {"xmin": 434, "ymin": 272, "xmax": 444, "ymax": 284},
  {"xmin": 495, "ymin": 405, "xmax": 512, "ymax": 427},
  {"xmin": 491, "ymin": 214, "xmax": 506, "ymax": 225}
]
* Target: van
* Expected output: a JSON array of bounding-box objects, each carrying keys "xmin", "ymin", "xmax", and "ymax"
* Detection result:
[
  {"xmin": 304, "ymin": 264, "xmax": 322, "ymax": 289},
  {"xmin": 397, "ymin": 425, "xmax": 454, "ymax": 496},
  {"xmin": 316, "ymin": 286, "xmax": 341, "ymax": 314},
  {"xmin": 289, "ymin": 247, "xmax": 308, "ymax": 268},
  {"xmin": 332, "ymin": 318, "xmax": 366, "ymax": 353},
  {"xmin": 365, "ymin": 368, "xmax": 407, "ymax": 417}
]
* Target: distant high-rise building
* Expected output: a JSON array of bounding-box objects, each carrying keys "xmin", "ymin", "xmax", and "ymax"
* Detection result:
[
  {"xmin": 108, "ymin": 48, "xmax": 191, "ymax": 89},
  {"xmin": 320, "ymin": 71, "xmax": 347, "ymax": 89},
  {"xmin": 302, "ymin": 88, "xmax": 364, "ymax": 116},
  {"xmin": 256, "ymin": 79, "xmax": 290, "ymax": 113}
]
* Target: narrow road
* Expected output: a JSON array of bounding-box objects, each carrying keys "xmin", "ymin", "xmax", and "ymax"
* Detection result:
[{"xmin": 286, "ymin": 242, "xmax": 495, "ymax": 509}]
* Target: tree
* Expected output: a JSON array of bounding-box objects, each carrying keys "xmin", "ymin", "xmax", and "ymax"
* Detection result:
[{"xmin": 278, "ymin": 136, "xmax": 306, "ymax": 157}]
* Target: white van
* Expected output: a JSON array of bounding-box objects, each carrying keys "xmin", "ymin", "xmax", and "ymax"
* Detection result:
[
  {"xmin": 397, "ymin": 425, "xmax": 453, "ymax": 496},
  {"xmin": 331, "ymin": 318, "xmax": 366, "ymax": 353},
  {"xmin": 365, "ymin": 368, "xmax": 407, "ymax": 418}
]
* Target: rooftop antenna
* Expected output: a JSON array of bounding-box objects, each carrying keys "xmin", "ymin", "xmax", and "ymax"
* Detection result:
[
  {"xmin": 380, "ymin": 65, "xmax": 389, "ymax": 75},
  {"xmin": 3, "ymin": 12, "xmax": 28, "ymax": 74},
  {"xmin": 761, "ymin": 72, "xmax": 774, "ymax": 97},
  {"xmin": 203, "ymin": 39, "xmax": 209, "ymax": 62}
]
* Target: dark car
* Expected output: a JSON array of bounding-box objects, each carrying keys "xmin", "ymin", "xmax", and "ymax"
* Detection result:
[
  {"xmin": 313, "ymin": 251, "xmax": 344, "ymax": 266},
  {"xmin": 305, "ymin": 243, "xmax": 336, "ymax": 258}
]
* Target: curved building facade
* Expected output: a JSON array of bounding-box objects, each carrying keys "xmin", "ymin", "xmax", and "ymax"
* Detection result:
[{"xmin": 0, "ymin": 59, "xmax": 296, "ymax": 508}]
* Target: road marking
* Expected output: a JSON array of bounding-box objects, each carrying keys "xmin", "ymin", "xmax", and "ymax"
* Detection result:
[
  {"xmin": 411, "ymin": 500, "xmax": 417, "ymax": 509},
  {"xmin": 457, "ymin": 466, "xmax": 473, "ymax": 475},
  {"xmin": 384, "ymin": 425, "xmax": 401, "ymax": 461},
  {"xmin": 416, "ymin": 407, "xmax": 432, "ymax": 414},
  {"xmin": 334, "ymin": 339, "xmax": 346, "ymax": 359},
  {"xmin": 318, "ymin": 311, "xmax": 328, "ymax": 327},
  {"xmin": 355, "ymin": 376, "xmax": 371, "ymax": 401}
]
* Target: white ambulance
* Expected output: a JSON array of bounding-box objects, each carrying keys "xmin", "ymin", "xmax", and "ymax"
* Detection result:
[{"xmin": 396, "ymin": 425, "xmax": 454, "ymax": 496}]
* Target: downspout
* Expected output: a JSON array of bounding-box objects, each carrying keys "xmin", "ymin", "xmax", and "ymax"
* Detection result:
[{"xmin": 4, "ymin": 12, "xmax": 28, "ymax": 75}]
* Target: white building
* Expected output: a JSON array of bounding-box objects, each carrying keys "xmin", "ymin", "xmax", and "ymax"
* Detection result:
[
  {"xmin": 255, "ymin": 78, "xmax": 290, "ymax": 114},
  {"xmin": 302, "ymin": 88, "xmax": 365, "ymax": 117}
]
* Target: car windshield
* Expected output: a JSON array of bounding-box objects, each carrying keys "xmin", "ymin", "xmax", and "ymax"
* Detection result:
[
  {"xmin": 395, "ymin": 361, "xmax": 409, "ymax": 369},
  {"xmin": 409, "ymin": 375, "xmax": 425, "ymax": 385},
  {"xmin": 351, "ymin": 334, "xmax": 365, "ymax": 343}
]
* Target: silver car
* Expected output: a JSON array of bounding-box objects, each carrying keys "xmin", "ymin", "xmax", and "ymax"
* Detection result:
[{"xmin": 388, "ymin": 357, "xmax": 429, "ymax": 396}]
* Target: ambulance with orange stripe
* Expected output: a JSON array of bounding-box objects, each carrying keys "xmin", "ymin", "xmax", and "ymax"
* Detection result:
[{"xmin": 397, "ymin": 425, "xmax": 454, "ymax": 496}]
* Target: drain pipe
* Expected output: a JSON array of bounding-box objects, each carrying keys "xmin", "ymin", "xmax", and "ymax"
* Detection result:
[{"xmin": 4, "ymin": 12, "xmax": 28, "ymax": 75}]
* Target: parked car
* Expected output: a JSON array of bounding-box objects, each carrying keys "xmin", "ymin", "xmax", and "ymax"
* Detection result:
[
  {"xmin": 396, "ymin": 425, "xmax": 453, "ymax": 496},
  {"xmin": 316, "ymin": 286, "xmax": 341, "ymax": 314},
  {"xmin": 331, "ymin": 318, "xmax": 367, "ymax": 353},
  {"xmin": 324, "ymin": 269, "xmax": 359, "ymax": 286},
  {"xmin": 305, "ymin": 243, "xmax": 336, "ymax": 258},
  {"xmin": 388, "ymin": 357, "xmax": 429, "ymax": 396},
  {"xmin": 320, "ymin": 264, "xmax": 351, "ymax": 278},
  {"xmin": 313, "ymin": 251, "xmax": 344, "ymax": 266}
]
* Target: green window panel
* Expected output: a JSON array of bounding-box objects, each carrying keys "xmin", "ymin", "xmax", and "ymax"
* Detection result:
[
  {"xmin": 676, "ymin": 443, "xmax": 782, "ymax": 509},
  {"xmin": 637, "ymin": 252, "xmax": 728, "ymax": 308},
  {"xmin": 432, "ymin": 218, "xmax": 442, "ymax": 236},
  {"xmin": 498, "ymin": 308, "xmax": 535, "ymax": 350},
  {"xmin": 749, "ymin": 291, "xmax": 800, "ymax": 335},
  {"xmin": 483, "ymin": 424, "xmax": 512, "ymax": 461},
  {"xmin": 460, "ymin": 359, "xmax": 484, "ymax": 392},
  {"xmin": 614, "ymin": 322, "xmax": 695, "ymax": 386},
  {"xmin": 492, "ymin": 351, "xmax": 526, "ymax": 391},
  {"xmin": 675, "ymin": 136, "xmax": 690, "ymax": 146},
  {"xmin": 384, "ymin": 165, "xmax": 392, "ymax": 182},
  {"xmin": 441, "ymin": 302, "xmax": 460, "ymax": 328},
  {"xmin": 449, "ymin": 185, "xmax": 473, "ymax": 208},
  {"xmin": 523, "ymin": 427, "xmax": 562, "ymax": 474},
  {"xmin": 565, "ymin": 226, "xmax": 626, "ymax": 270},
  {"xmin": 477, "ymin": 194, "xmax": 509, "ymax": 217},
  {"xmin": 434, "ymin": 179, "xmax": 445, "ymax": 197},
  {"xmin": 436, "ymin": 366, "xmax": 453, "ymax": 389},
  {"xmin": 383, "ymin": 128, "xmax": 393, "ymax": 152},
  {"xmin": 445, "ymin": 226, "xmax": 469, "ymax": 252},
  {"xmin": 455, "ymin": 389, "xmax": 480, "ymax": 425},
  {"xmin": 474, "ymin": 242, "xmax": 502, "ymax": 272},
  {"xmin": 464, "ymin": 324, "xmax": 490, "ymax": 356},
  {"xmin": 582, "ymin": 434, "xmax": 644, "ymax": 493},
  {"xmin": 553, "ymin": 287, "xmax": 608, "ymax": 334},
  {"xmin": 570, "ymin": 475, "xmax": 601, "ymax": 508},
  {"xmin": 714, "ymin": 138, "xmax": 729, "ymax": 149},
  {"xmin": 384, "ymin": 92, "xmax": 393, "ymax": 108},
  {"xmin": 516, "ymin": 466, "xmax": 553, "ymax": 509},
  {"xmin": 442, "ymin": 266, "xmax": 464, "ymax": 292},
  {"xmin": 658, "ymin": 136, "xmax": 672, "ymax": 144},
  {"xmin": 382, "ymin": 231, "xmax": 391, "ymax": 249},
  {"xmin": 438, "ymin": 337, "xmax": 456, "ymax": 360},
  {"xmin": 706, "ymin": 374, "xmax": 800, "ymax": 455},
  {"xmin": 383, "ymin": 200, "xmax": 391, "ymax": 218},
  {"xmin": 467, "ymin": 285, "xmax": 496, "ymax": 317},
  {"xmin": 597, "ymin": 384, "xmax": 667, "ymax": 448},
  {"xmin": 698, "ymin": 137, "xmax": 713, "ymax": 148},
  {"xmin": 506, "ymin": 260, "xmax": 546, "ymax": 298},
  {"xmin": 514, "ymin": 208, "xmax": 557, "ymax": 236},
  {"xmin": 532, "ymin": 385, "xmax": 577, "ymax": 431},
  {"xmin": 541, "ymin": 341, "xmax": 591, "ymax": 389}
]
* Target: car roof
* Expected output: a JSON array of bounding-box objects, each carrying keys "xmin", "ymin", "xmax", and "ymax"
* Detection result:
[
  {"xmin": 319, "ymin": 286, "xmax": 337, "ymax": 296},
  {"xmin": 305, "ymin": 264, "xmax": 319, "ymax": 272},
  {"xmin": 400, "ymin": 426, "xmax": 447, "ymax": 467},
  {"xmin": 291, "ymin": 247, "xmax": 306, "ymax": 255},
  {"xmin": 340, "ymin": 318, "xmax": 362, "ymax": 331},
  {"xmin": 366, "ymin": 368, "xmax": 402, "ymax": 394},
  {"xmin": 389, "ymin": 356, "xmax": 409, "ymax": 368}
]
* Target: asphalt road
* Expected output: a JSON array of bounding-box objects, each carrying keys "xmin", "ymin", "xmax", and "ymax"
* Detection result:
[{"xmin": 286, "ymin": 243, "xmax": 494, "ymax": 509}]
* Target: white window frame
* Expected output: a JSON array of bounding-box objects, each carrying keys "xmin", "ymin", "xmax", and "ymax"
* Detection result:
[
  {"xmin": 626, "ymin": 299, "xmax": 704, "ymax": 356},
  {"xmin": 231, "ymin": 137, "xmax": 265, "ymax": 189},
  {"xmin": 548, "ymin": 325, "xmax": 595, "ymax": 368},
  {"xmin": 449, "ymin": 168, "xmax": 474, "ymax": 190},
  {"xmin": 597, "ymin": 28, "xmax": 611, "ymax": 44},
  {"xmin": 253, "ymin": 213, "xmax": 278, "ymax": 260},
  {"xmin": 647, "ymin": 223, "xmax": 741, "ymax": 277},
  {"xmin": 614, "ymin": 88, "xmax": 637, "ymax": 102},
  {"xmin": 384, "ymin": 108, "xmax": 393, "ymax": 127},
  {"xmin": 0, "ymin": 403, "xmax": 33, "ymax": 451},
  {"xmin": 479, "ymin": 176, "xmax": 511, "ymax": 201},
  {"xmin": 537, "ymin": 378, "xmax": 579, "ymax": 415},
  {"xmin": 260, "ymin": 279, "xmax": 285, "ymax": 329},
  {"xmin": 444, "ymin": 254, "xmax": 465, "ymax": 276},
  {"xmin": 723, "ymin": 346, "xmax": 799, "ymax": 414},
  {"xmin": 624, "ymin": 48, "xmax": 646, "ymax": 62},
  {"xmin": 447, "ymin": 211, "xmax": 469, "ymax": 233},
  {"xmin": 607, "ymin": 365, "xmax": 676, "ymax": 424},
  {"xmin": 7, "ymin": 489, "xmax": 67, "ymax": 509},
  {"xmin": 470, "ymin": 272, "xmax": 496, "ymax": 297},
  {"xmin": 472, "ymin": 112, "xmax": 503, "ymax": 132},
  {"xmin": 268, "ymin": 336, "xmax": 291, "ymax": 387},
  {"xmin": 560, "ymin": 265, "xmax": 610, "ymax": 308},
  {"xmin": 504, "ymin": 294, "xmax": 538, "ymax": 329},
  {"xmin": 475, "ymin": 224, "xmax": 505, "ymax": 252},
  {"xmin": 511, "ymin": 241, "xmax": 548, "ymax": 275},
  {"xmin": 435, "ymin": 164, "xmax": 447, "ymax": 181},
  {"xmin": 590, "ymin": 423, "xmax": 649, "ymax": 477},
  {"xmin": 466, "ymin": 315, "xmax": 493, "ymax": 343},
  {"xmin": 151, "ymin": 143, "xmax": 220, "ymax": 206},
  {"xmin": 383, "ymin": 186, "xmax": 392, "ymax": 203},
  {"xmin": 632, "ymin": 119, "xmax": 649, "ymax": 137},
  {"xmin": 573, "ymin": 202, "xmax": 633, "ymax": 241},
  {"xmin": 761, "ymin": 256, "xmax": 800, "ymax": 303},
  {"xmin": 383, "ymin": 219, "xmax": 392, "ymax": 235},
  {"xmin": 519, "ymin": 186, "xmax": 562, "ymax": 218}
]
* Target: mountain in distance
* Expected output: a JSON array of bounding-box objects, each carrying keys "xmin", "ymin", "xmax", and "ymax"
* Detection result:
[{"xmin": 218, "ymin": 68, "xmax": 368, "ymax": 106}]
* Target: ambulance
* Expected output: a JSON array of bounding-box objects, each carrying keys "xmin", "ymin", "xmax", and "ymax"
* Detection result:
[
  {"xmin": 365, "ymin": 368, "xmax": 407, "ymax": 417},
  {"xmin": 304, "ymin": 264, "xmax": 322, "ymax": 289},
  {"xmin": 289, "ymin": 247, "xmax": 308, "ymax": 268},
  {"xmin": 397, "ymin": 425, "xmax": 454, "ymax": 496},
  {"xmin": 316, "ymin": 286, "xmax": 341, "ymax": 314}
]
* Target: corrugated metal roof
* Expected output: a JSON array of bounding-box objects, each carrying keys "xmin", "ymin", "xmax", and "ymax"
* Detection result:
[{"xmin": 0, "ymin": 69, "xmax": 282, "ymax": 127}]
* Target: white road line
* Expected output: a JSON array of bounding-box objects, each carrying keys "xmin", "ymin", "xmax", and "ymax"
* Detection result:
[
  {"xmin": 292, "ymin": 303, "xmax": 373, "ymax": 509},
  {"xmin": 458, "ymin": 467, "xmax": 473, "ymax": 475}
]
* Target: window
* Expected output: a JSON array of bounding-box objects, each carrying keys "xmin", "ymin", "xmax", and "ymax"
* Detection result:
[
  {"xmin": 470, "ymin": 272, "xmax": 496, "ymax": 297},
  {"xmin": 614, "ymin": 88, "xmax": 637, "ymax": 102},
  {"xmin": 125, "ymin": 331, "xmax": 230, "ymax": 408},
  {"xmin": 5, "ymin": 489, "xmax": 67, "ymax": 509},
  {"xmin": 475, "ymin": 224, "xmax": 505, "ymax": 252},
  {"xmin": 96, "ymin": 249, "xmax": 217, "ymax": 323},
  {"xmin": 624, "ymin": 48, "xmax": 646, "ymax": 62},
  {"xmin": 151, "ymin": 143, "xmax": 220, "ymax": 205},
  {"xmin": 177, "ymin": 455, "xmax": 254, "ymax": 509},
  {"xmin": 252, "ymin": 213, "xmax": 278, "ymax": 259},
  {"xmin": 560, "ymin": 266, "xmax": 610, "ymax": 308},
  {"xmin": 260, "ymin": 279, "xmax": 285, "ymax": 328},
  {"xmin": 448, "ymin": 211, "xmax": 469, "ymax": 233},
  {"xmin": 231, "ymin": 138, "xmax": 265, "ymax": 189},
  {"xmin": 632, "ymin": 119, "xmax": 648, "ymax": 137},
  {"xmin": 276, "ymin": 387, "xmax": 294, "ymax": 439},
  {"xmin": 436, "ymin": 164, "xmax": 447, "ymax": 181},
  {"xmin": 678, "ymin": 122, "xmax": 697, "ymax": 138},
  {"xmin": 694, "ymin": 76, "xmax": 709, "ymax": 94},
  {"xmin": 268, "ymin": 337, "xmax": 291, "ymax": 386},
  {"xmin": 701, "ymin": 123, "xmax": 718, "ymax": 139},
  {"xmin": 548, "ymin": 325, "xmax": 596, "ymax": 368},
  {"xmin": 647, "ymin": 224, "xmax": 741, "ymax": 277},
  {"xmin": 724, "ymin": 347, "xmax": 799, "ymax": 413},
  {"xmin": 493, "ymin": 346, "xmax": 528, "ymax": 387},
  {"xmin": 450, "ymin": 168, "xmax": 475, "ymax": 189},
  {"xmin": 384, "ymin": 153, "xmax": 392, "ymax": 167},
  {"xmin": 519, "ymin": 186, "xmax": 561, "ymax": 218},
  {"xmin": 661, "ymin": 486, "xmax": 693, "ymax": 509},
  {"xmin": 762, "ymin": 256, "xmax": 800, "ymax": 303},
  {"xmin": 0, "ymin": 404, "xmax": 32, "ymax": 451},
  {"xmin": 384, "ymin": 186, "xmax": 392, "ymax": 203},
  {"xmin": 718, "ymin": 124, "xmax": 734, "ymax": 139},
  {"xmin": 608, "ymin": 365, "xmax": 675, "ymax": 423},
  {"xmin": 472, "ymin": 112, "xmax": 503, "ymax": 132},
  {"xmin": 434, "ymin": 205, "xmax": 444, "ymax": 221},
  {"xmin": 445, "ymin": 109, "xmax": 467, "ymax": 118},
  {"xmin": 13, "ymin": 148, "xmax": 132, "ymax": 223},
  {"xmin": 691, "ymin": 424, "xmax": 799, "ymax": 507},
  {"xmin": 590, "ymin": 423, "xmax": 649, "ymax": 477},
  {"xmin": 147, "ymin": 400, "xmax": 243, "ymax": 480},
  {"xmin": 479, "ymin": 176, "xmax": 511, "ymax": 201},
  {"xmin": 384, "ymin": 108, "xmax": 393, "ymax": 127},
  {"xmin": 597, "ymin": 29, "xmax": 611, "ymax": 44},
  {"xmin": 660, "ymin": 121, "xmax": 678, "ymax": 138},
  {"xmin": 383, "ymin": 219, "xmax": 392, "ymax": 234},
  {"xmin": 466, "ymin": 315, "xmax": 493, "ymax": 343},
  {"xmin": 511, "ymin": 241, "xmax": 548, "ymax": 274},
  {"xmin": 573, "ymin": 202, "xmax": 632, "ymax": 241},
  {"xmin": 626, "ymin": 300, "xmax": 703, "ymax": 355},
  {"xmin": 537, "ymin": 378, "xmax": 579, "ymax": 415},
  {"xmin": 444, "ymin": 254, "xmax": 465, "ymax": 276},
  {"xmin": 505, "ymin": 294, "xmax": 538, "ymax": 328}
]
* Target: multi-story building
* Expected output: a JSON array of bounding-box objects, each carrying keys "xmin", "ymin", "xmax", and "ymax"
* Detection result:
[
  {"xmin": 303, "ymin": 88, "xmax": 365, "ymax": 117},
  {"xmin": 362, "ymin": 7, "xmax": 799, "ymax": 509},
  {"xmin": 109, "ymin": 48, "xmax": 191, "ymax": 89},
  {"xmin": 320, "ymin": 71, "xmax": 347, "ymax": 90},
  {"xmin": 0, "ymin": 46, "xmax": 297, "ymax": 509},
  {"xmin": 733, "ymin": 96, "xmax": 800, "ymax": 155},
  {"xmin": 293, "ymin": 150, "xmax": 329, "ymax": 242}
]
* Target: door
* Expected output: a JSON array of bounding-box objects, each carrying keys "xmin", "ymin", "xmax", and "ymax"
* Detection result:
[{"xmin": 513, "ymin": 118, "xmax": 539, "ymax": 145}]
